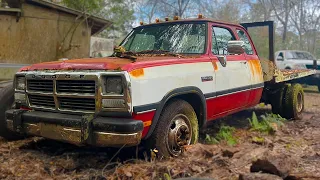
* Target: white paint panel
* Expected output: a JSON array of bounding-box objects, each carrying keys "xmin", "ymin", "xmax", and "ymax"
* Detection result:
[
  {"xmin": 215, "ymin": 60, "xmax": 251, "ymax": 92},
  {"xmin": 130, "ymin": 62, "xmax": 215, "ymax": 107}
]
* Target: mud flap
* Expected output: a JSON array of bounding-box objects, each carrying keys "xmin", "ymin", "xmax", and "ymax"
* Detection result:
[
  {"xmin": 11, "ymin": 109, "xmax": 27, "ymax": 133},
  {"xmin": 81, "ymin": 114, "xmax": 95, "ymax": 143}
]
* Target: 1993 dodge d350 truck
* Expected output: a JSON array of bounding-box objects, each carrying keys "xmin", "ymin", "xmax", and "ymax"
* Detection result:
[{"xmin": 0, "ymin": 17, "xmax": 316, "ymax": 157}]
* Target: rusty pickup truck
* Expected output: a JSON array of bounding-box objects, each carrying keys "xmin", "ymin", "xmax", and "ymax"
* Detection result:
[{"xmin": 0, "ymin": 16, "xmax": 315, "ymax": 157}]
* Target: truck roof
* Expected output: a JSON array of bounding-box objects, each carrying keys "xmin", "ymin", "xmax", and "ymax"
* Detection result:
[{"xmin": 138, "ymin": 17, "xmax": 245, "ymax": 29}]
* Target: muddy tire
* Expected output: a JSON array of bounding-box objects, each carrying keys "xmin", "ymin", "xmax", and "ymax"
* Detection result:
[
  {"xmin": 283, "ymin": 84, "xmax": 304, "ymax": 120},
  {"xmin": 271, "ymin": 84, "xmax": 290, "ymax": 117},
  {"xmin": 0, "ymin": 83, "xmax": 24, "ymax": 140},
  {"xmin": 146, "ymin": 99, "xmax": 199, "ymax": 158}
]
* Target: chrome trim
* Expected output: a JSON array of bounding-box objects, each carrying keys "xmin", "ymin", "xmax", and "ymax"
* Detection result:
[
  {"xmin": 7, "ymin": 120, "xmax": 141, "ymax": 147},
  {"xmin": 136, "ymin": 109, "xmax": 157, "ymax": 114},
  {"xmin": 15, "ymin": 71, "xmax": 132, "ymax": 114}
]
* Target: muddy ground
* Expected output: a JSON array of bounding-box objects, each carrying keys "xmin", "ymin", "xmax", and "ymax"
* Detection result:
[{"xmin": 0, "ymin": 88, "xmax": 320, "ymax": 180}]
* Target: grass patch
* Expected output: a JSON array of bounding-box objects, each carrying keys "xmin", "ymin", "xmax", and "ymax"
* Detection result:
[
  {"xmin": 248, "ymin": 112, "xmax": 286, "ymax": 134},
  {"xmin": 205, "ymin": 126, "xmax": 237, "ymax": 146}
]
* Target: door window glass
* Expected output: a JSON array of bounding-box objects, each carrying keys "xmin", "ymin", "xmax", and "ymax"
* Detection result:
[
  {"xmin": 236, "ymin": 29, "xmax": 254, "ymax": 55},
  {"xmin": 212, "ymin": 27, "xmax": 235, "ymax": 55}
]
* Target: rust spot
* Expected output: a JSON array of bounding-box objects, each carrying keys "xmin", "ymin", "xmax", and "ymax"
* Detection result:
[
  {"xmin": 130, "ymin": 68, "xmax": 144, "ymax": 77},
  {"xmin": 212, "ymin": 61, "xmax": 218, "ymax": 71},
  {"xmin": 143, "ymin": 120, "xmax": 152, "ymax": 127},
  {"xmin": 248, "ymin": 60, "xmax": 255, "ymax": 77},
  {"xmin": 248, "ymin": 59, "xmax": 263, "ymax": 81}
]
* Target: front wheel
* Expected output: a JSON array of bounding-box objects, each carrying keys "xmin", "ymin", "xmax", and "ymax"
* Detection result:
[
  {"xmin": 146, "ymin": 99, "xmax": 199, "ymax": 158},
  {"xmin": 0, "ymin": 83, "xmax": 24, "ymax": 140}
]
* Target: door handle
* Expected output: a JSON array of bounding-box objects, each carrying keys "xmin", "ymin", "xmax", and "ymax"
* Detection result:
[{"xmin": 241, "ymin": 61, "xmax": 247, "ymax": 64}]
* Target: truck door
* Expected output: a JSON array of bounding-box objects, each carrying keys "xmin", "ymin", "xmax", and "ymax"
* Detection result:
[
  {"xmin": 235, "ymin": 28, "xmax": 264, "ymax": 106},
  {"xmin": 207, "ymin": 24, "xmax": 251, "ymax": 119}
]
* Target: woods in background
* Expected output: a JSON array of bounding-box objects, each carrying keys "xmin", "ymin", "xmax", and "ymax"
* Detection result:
[{"xmin": 47, "ymin": 0, "xmax": 320, "ymax": 59}]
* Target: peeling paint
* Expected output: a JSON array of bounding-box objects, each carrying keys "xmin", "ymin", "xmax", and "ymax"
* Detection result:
[{"xmin": 212, "ymin": 61, "xmax": 218, "ymax": 71}]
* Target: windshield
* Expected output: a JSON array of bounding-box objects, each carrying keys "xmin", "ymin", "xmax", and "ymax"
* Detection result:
[
  {"xmin": 120, "ymin": 23, "xmax": 207, "ymax": 54},
  {"xmin": 287, "ymin": 51, "xmax": 315, "ymax": 60}
]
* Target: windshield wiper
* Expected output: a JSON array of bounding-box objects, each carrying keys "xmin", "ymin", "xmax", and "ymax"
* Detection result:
[
  {"xmin": 135, "ymin": 50, "xmax": 184, "ymax": 58},
  {"xmin": 135, "ymin": 50, "xmax": 170, "ymax": 54},
  {"xmin": 112, "ymin": 47, "xmax": 184, "ymax": 62},
  {"xmin": 112, "ymin": 46, "xmax": 137, "ymax": 62}
]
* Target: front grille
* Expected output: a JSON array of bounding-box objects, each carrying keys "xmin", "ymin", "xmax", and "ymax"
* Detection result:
[
  {"xmin": 26, "ymin": 79, "xmax": 97, "ymax": 112},
  {"xmin": 57, "ymin": 80, "xmax": 96, "ymax": 94},
  {"xmin": 27, "ymin": 80, "xmax": 53, "ymax": 92},
  {"xmin": 29, "ymin": 95, "xmax": 55, "ymax": 108},
  {"xmin": 59, "ymin": 97, "xmax": 95, "ymax": 111}
]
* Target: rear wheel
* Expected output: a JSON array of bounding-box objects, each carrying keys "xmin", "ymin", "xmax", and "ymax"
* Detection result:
[
  {"xmin": 0, "ymin": 83, "xmax": 24, "ymax": 140},
  {"xmin": 271, "ymin": 84, "xmax": 290, "ymax": 117},
  {"xmin": 283, "ymin": 83, "xmax": 304, "ymax": 120},
  {"xmin": 146, "ymin": 99, "xmax": 199, "ymax": 157}
]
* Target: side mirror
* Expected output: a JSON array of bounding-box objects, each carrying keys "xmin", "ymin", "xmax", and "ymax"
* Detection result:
[
  {"xmin": 277, "ymin": 56, "xmax": 284, "ymax": 61},
  {"xmin": 313, "ymin": 59, "xmax": 318, "ymax": 69},
  {"xmin": 217, "ymin": 55, "xmax": 227, "ymax": 67},
  {"xmin": 227, "ymin": 41, "xmax": 245, "ymax": 55}
]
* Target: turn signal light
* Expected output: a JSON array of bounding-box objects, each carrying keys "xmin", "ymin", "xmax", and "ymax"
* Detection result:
[
  {"xmin": 140, "ymin": 21, "xmax": 144, "ymax": 25},
  {"xmin": 165, "ymin": 17, "xmax": 169, "ymax": 21},
  {"xmin": 198, "ymin": 14, "xmax": 203, "ymax": 19},
  {"xmin": 155, "ymin": 18, "xmax": 160, "ymax": 23},
  {"xmin": 173, "ymin": 16, "xmax": 179, "ymax": 20}
]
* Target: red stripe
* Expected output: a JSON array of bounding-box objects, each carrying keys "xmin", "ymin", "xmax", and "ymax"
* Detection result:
[
  {"xmin": 132, "ymin": 111, "xmax": 156, "ymax": 138},
  {"xmin": 206, "ymin": 88, "xmax": 263, "ymax": 120},
  {"xmin": 133, "ymin": 87, "xmax": 263, "ymax": 138},
  {"xmin": 122, "ymin": 56, "xmax": 211, "ymax": 72},
  {"xmin": 248, "ymin": 88, "xmax": 263, "ymax": 106}
]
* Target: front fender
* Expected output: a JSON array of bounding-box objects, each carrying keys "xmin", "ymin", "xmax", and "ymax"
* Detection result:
[{"xmin": 135, "ymin": 86, "xmax": 207, "ymax": 139}]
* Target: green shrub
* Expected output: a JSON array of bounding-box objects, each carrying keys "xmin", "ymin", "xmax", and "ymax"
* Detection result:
[
  {"xmin": 205, "ymin": 126, "xmax": 237, "ymax": 146},
  {"xmin": 248, "ymin": 112, "xmax": 286, "ymax": 134}
]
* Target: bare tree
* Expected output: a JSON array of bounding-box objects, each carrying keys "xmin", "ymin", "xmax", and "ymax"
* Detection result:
[
  {"xmin": 136, "ymin": 0, "xmax": 159, "ymax": 23},
  {"xmin": 243, "ymin": 0, "xmax": 272, "ymax": 21},
  {"xmin": 290, "ymin": 0, "xmax": 320, "ymax": 52},
  {"xmin": 270, "ymin": 0, "xmax": 296, "ymax": 45}
]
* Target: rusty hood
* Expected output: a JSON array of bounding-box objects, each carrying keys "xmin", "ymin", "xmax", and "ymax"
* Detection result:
[
  {"xmin": 19, "ymin": 55, "xmax": 202, "ymax": 72},
  {"xmin": 19, "ymin": 56, "xmax": 173, "ymax": 72}
]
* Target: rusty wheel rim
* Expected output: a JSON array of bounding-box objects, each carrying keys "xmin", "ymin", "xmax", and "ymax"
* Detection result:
[
  {"xmin": 167, "ymin": 114, "xmax": 192, "ymax": 156},
  {"xmin": 297, "ymin": 92, "xmax": 303, "ymax": 113}
]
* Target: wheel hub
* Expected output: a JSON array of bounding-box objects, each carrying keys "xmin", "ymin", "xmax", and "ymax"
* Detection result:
[
  {"xmin": 167, "ymin": 115, "xmax": 192, "ymax": 155},
  {"xmin": 297, "ymin": 92, "xmax": 303, "ymax": 112}
]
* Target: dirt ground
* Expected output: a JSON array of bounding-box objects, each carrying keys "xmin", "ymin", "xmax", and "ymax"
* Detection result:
[{"xmin": 0, "ymin": 89, "xmax": 320, "ymax": 180}]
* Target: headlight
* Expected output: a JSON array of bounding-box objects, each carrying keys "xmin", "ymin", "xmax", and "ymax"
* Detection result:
[
  {"xmin": 104, "ymin": 76, "xmax": 123, "ymax": 95},
  {"xmin": 16, "ymin": 76, "xmax": 26, "ymax": 90},
  {"xmin": 14, "ymin": 93, "xmax": 26, "ymax": 103}
]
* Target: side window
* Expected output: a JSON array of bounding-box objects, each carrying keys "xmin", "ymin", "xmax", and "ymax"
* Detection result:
[
  {"xmin": 277, "ymin": 52, "xmax": 284, "ymax": 60},
  {"xmin": 236, "ymin": 29, "xmax": 254, "ymax": 55},
  {"xmin": 212, "ymin": 27, "xmax": 236, "ymax": 55}
]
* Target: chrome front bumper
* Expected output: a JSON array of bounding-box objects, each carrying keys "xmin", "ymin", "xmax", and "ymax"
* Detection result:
[{"xmin": 6, "ymin": 110, "xmax": 143, "ymax": 147}]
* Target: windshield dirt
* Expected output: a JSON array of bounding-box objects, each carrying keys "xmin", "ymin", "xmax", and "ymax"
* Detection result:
[{"xmin": 120, "ymin": 23, "xmax": 206, "ymax": 54}]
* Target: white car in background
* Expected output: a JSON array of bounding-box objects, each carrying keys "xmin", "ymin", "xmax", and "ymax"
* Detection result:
[
  {"xmin": 275, "ymin": 50, "xmax": 320, "ymax": 91},
  {"xmin": 275, "ymin": 50, "xmax": 317, "ymax": 69}
]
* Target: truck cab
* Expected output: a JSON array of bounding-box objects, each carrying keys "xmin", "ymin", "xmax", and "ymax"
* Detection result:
[{"xmin": 0, "ymin": 17, "xmax": 315, "ymax": 157}]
